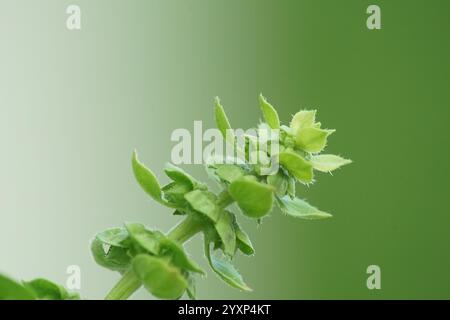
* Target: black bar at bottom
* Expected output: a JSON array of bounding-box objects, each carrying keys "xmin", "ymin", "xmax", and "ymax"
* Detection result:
[{"xmin": 0, "ymin": 300, "xmax": 447, "ymax": 318}]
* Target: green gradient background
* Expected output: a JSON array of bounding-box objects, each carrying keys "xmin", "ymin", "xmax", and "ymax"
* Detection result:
[{"xmin": 1, "ymin": 0, "xmax": 449, "ymax": 299}]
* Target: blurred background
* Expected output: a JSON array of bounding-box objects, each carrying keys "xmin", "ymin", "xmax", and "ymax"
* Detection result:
[{"xmin": 1, "ymin": 0, "xmax": 449, "ymax": 299}]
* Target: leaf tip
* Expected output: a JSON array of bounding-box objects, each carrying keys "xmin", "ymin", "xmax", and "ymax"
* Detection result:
[
  {"xmin": 258, "ymin": 93, "xmax": 265, "ymax": 103},
  {"xmin": 214, "ymin": 96, "xmax": 221, "ymax": 108},
  {"xmin": 325, "ymin": 129, "xmax": 336, "ymax": 136},
  {"xmin": 321, "ymin": 212, "xmax": 333, "ymax": 219},
  {"xmin": 242, "ymin": 284, "xmax": 253, "ymax": 292}
]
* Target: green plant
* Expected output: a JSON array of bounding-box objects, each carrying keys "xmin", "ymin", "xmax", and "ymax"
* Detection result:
[
  {"xmin": 0, "ymin": 95, "xmax": 350, "ymax": 300},
  {"xmin": 0, "ymin": 274, "xmax": 79, "ymax": 300},
  {"xmin": 92, "ymin": 94, "xmax": 351, "ymax": 300}
]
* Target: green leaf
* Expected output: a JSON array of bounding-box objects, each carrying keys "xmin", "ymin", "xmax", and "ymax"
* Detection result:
[
  {"xmin": 290, "ymin": 110, "xmax": 316, "ymax": 134},
  {"xmin": 91, "ymin": 238, "xmax": 131, "ymax": 272},
  {"xmin": 125, "ymin": 223, "xmax": 162, "ymax": 255},
  {"xmin": 233, "ymin": 222, "xmax": 254, "ymax": 255},
  {"xmin": 159, "ymin": 238, "xmax": 205, "ymax": 274},
  {"xmin": 0, "ymin": 274, "xmax": 36, "ymax": 300},
  {"xmin": 63, "ymin": 291, "xmax": 80, "ymax": 300},
  {"xmin": 184, "ymin": 190, "xmax": 220, "ymax": 222},
  {"xmin": 164, "ymin": 163, "xmax": 203, "ymax": 189},
  {"xmin": 162, "ymin": 182, "xmax": 192, "ymax": 208},
  {"xmin": 132, "ymin": 150, "xmax": 176, "ymax": 208},
  {"xmin": 310, "ymin": 154, "xmax": 352, "ymax": 172},
  {"xmin": 276, "ymin": 196, "xmax": 332, "ymax": 220},
  {"xmin": 214, "ymin": 97, "xmax": 235, "ymax": 142},
  {"xmin": 96, "ymin": 227, "xmax": 129, "ymax": 248},
  {"xmin": 229, "ymin": 177, "xmax": 274, "ymax": 218},
  {"xmin": 267, "ymin": 171, "xmax": 288, "ymax": 196},
  {"xmin": 215, "ymin": 164, "xmax": 245, "ymax": 183},
  {"xmin": 214, "ymin": 210, "xmax": 236, "ymax": 257},
  {"xmin": 259, "ymin": 94, "xmax": 280, "ymax": 129},
  {"xmin": 23, "ymin": 279, "xmax": 62, "ymax": 300},
  {"xmin": 204, "ymin": 239, "xmax": 251, "ymax": 291},
  {"xmin": 23, "ymin": 278, "xmax": 79, "ymax": 300},
  {"xmin": 132, "ymin": 254, "xmax": 187, "ymax": 299},
  {"xmin": 294, "ymin": 127, "xmax": 334, "ymax": 153},
  {"xmin": 279, "ymin": 151, "xmax": 313, "ymax": 183}
]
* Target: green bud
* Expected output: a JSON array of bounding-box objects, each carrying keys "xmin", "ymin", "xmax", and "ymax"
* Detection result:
[
  {"xmin": 290, "ymin": 110, "xmax": 316, "ymax": 134},
  {"xmin": 132, "ymin": 254, "xmax": 187, "ymax": 300},
  {"xmin": 279, "ymin": 151, "xmax": 313, "ymax": 184},
  {"xmin": 228, "ymin": 177, "xmax": 274, "ymax": 218},
  {"xmin": 294, "ymin": 127, "xmax": 334, "ymax": 153},
  {"xmin": 259, "ymin": 94, "xmax": 280, "ymax": 129}
]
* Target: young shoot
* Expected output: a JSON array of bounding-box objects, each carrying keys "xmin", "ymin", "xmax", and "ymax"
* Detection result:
[{"xmin": 0, "ymin": 94, "xmax": 350, "ymax": 300}]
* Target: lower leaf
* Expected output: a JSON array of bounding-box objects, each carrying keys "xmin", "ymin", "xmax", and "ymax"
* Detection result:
[
  {"xmin": 204, "ymin": 238, "xmax": 251, "ymax": 291},
  {"xmin": 23, "ymin": 278, "xmax": 79, "ymax": 300},
  {"xmin": 91, "ymin": 238, "xmax": 131, "ymax": 272},
  {"xmin": 0, "ymin": 274, "xmax": 36, "ymax": 300},
  {"xmin": 132, "ymin": 254, "xmax": 187, "ymax": 299}
]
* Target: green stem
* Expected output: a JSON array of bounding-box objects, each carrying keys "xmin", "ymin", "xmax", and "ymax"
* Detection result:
[
  {"xmin": 104, "ymin": 216, "xmax": 203, "ymax": 300},
  {"xmin": 104, "ymin": 268, "xmax": 142, "ymax": 300},
  {"xmin": 217, "ymin": 189, "xmax": 234, "ymax": 209},
  {"xmin": 104, "ymin": 189, "xmax": 235, "ymax": 300},
  {"xmin": 167, "ymin": 215, "xmax": 203, "ymax": 243}
]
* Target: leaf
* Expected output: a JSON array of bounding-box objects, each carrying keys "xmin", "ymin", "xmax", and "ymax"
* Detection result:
[
  {"xmin": 279, "ymin": 151, "xmax": 313, "ymax": 183},
  {"xmin": 91, "ymin": 238, "xmax": 131, "ymax": 272},
  {"xmin": 214, "ymin": 97, "xmax": 235, "ymax": 142},
  {"xmin": 0, "ymin": 274, "xmax": 36, "ymax": 300},
  {"xmin": 215, "ymin": 164, "xmax": 245, "ymax": 183},
  {"xmin": 310, "ymin": 154, "xmax": 352, "ymax": 172},
  {"xmin": 23, "ymin": 279, "xmax": 63, "ymax": 300},
  {"xmin": 23, "ymin": 278, "xmax": 79, "ymax": 300},
  {"xmin": 96, "ymin": 227, "xmax": 129, "ymax": 248},
  {"xmin": 228, "ymin": 177, "xmax": 274, "ymax": 218},
  {"xmin": 204, "ymin": 239, "xmax": 251, "ymax": 291},
  {"xmin": 132, "ymin": 254, "xmax": 187, "ymax": 299},
  {"xmin": 164, "ymin": 163, "xmax": 203, "ymax": 189},
  {"xmin": 276, "ymin": 196, "xmax": 332, "ymax": 220},
  {"xmin": 63, "ymin": 290, "xmax": 80, "ymax": 300},
  {"xmin": 132, "ymin": 150, "xmax": 176, "ymax": 208},
  {"xmin": 267, "ymin": 171, "xmax": 288, "ymax": 196},
  {"xmin": 184, "ymin": 190, "xmax": 220, "ymax": 222},
  {"xmin": 159, "ymin": 238, "xmax": 205, "ymax": 274},
  {"xmin": 294, "ymin": 127, "xmax": 334, "ymax": 153},
  {"xmin": 162, "ymin": 182, "xmax": 191, "ymax": 208},
  {"xmin": 214, "ymin": 210, "xmax": 236, "ymax": 257},
  {"xmin": 290, "ymin": 110, "xmax": 316, "ymax": 134},
  {"xmin": 259, "ymin": 94, "xmax": 280, "ymax": 129},
  {"xmin": 233, "ymin": 222, "xmax": 254, "ymax": 255},
  {"xmin": 125, "ymin": 223, "xmax": 162, "ymax": 255}
]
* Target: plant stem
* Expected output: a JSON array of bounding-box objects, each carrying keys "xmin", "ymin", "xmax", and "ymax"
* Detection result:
[
  {"xmin": 217, "ymin": 189, "xmax": 234, "ymax": 208},
  {"xmin": 167, "ymin": 215, "xmax": 203, "ymax": 243},
  {"xmin": 104, "ymin": 268, "xmax": 142, "ymax": 300},
  {"xmin": 104, "ymin": 189, "xmax": 235, "ymax": 300},
  {"xmin": 104, "ymin": 216, "xmax": 203, "ymax": 300}
]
